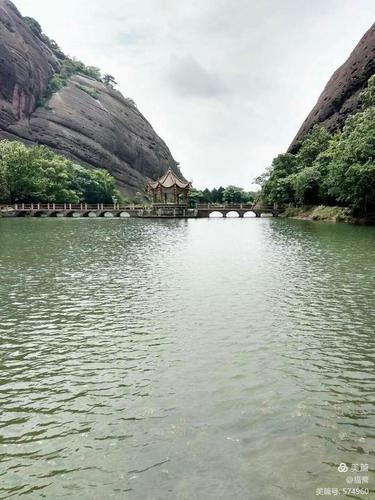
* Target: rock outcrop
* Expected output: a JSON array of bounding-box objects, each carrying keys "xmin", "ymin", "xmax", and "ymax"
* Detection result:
[
  {"xmin": 0, "ymin": 0, "xmax": 181, "ymax": 196},
  {"xmin": 289, "ymin": 23, "xmax": 375, "ymax": 152}
]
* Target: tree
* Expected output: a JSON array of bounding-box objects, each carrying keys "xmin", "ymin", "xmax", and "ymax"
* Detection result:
[
  {"xmin": 361, "ymin": 74, "xmax": 375, "ymax": 109},
  {"xmin": 103, "ymin": 74, "xmax": 117, "ymax": 87},
  {"xmin": 71, "ymin": 166, "xmax": 121, "ymax": 203},
  {"xmin": 0, "ymin": 140, "xmax": 120, "ymax": 204},
  {"xmin": 84, "ymin": 66, "xmax": 101, "ymax": 81},
  {"xmin": 0, "ymin": 141, "xmax": 45, "ymax": 202},
  {"xmin": 211, "ymin": 187, "xmax": 219, "ymax": 203},
  {"xmin": 223, "ymin": 185, "xmax": 245, "ymax": 204},
  {"xmin": 296, "ymin": 125, "xmax": 331, "ymax": 169},
  {"xmin": 188, "ymin": 188, "xmax": 204, "ymax": 206},
  {"xmin": 216, "ymin": 186, "xmax": 225, "ymax": 203},
  {"xmin": 292, "ymin": 166, "xmax": 322, "ymax": 205},
  {"xmin": 243, "ymin": 191, "xmax": 256, "ymax": 203},
  {"xmin": 327, "ymin": 107, "xmax": 375, "ymax": 212},
  {"xmin": 259, "ymin": 153, "xmax": 298, "ymax": 204},
  {"xmin": 256, "ymin": 74, "xmax": 375, "ymax": 213},
  {"xmin": 202, "ymin": 188, "xmax": 212, "ymax": 203}
]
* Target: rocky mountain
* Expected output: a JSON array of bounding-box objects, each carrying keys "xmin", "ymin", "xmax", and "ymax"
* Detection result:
[
  {"xmin": 289, "ymin": 22, "xmax": 375, "ymax": 152},
  {"xmin": 0, "ymin": 0, "xmax": 181, "ymax": 196}
]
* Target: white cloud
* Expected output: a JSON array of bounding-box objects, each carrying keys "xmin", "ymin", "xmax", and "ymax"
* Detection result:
[{"xmin": 15, "ymin": 0, "xmax": 375, "ymax": 189}]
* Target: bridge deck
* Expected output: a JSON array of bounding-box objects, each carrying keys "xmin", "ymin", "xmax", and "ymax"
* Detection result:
[{"xmin": 0, "ymin": 203, "xmax": 280, "ymax": 218}]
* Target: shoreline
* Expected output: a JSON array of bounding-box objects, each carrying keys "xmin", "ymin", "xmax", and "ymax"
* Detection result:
[{"xmin": 281, "ymin": 205, "xmax": 375, "ymax": 225}]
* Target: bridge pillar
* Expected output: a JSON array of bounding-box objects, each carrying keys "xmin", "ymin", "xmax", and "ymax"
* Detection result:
[
  {"xmin": 255, "ymin": 212, "xmax": 261, "ymax": 218},
  {"xmin": 223, "ymin": 213, "xmax": 227, "ymax": 218}
]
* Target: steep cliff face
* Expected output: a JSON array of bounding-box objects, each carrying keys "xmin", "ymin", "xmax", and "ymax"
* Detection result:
[
  {"xmin": 0, "ymin": 0, "xmax": 180, "ymax": 196},
  {"xmin": 289, "ymin": 23, "xmax": 375, "ymax": 152}
]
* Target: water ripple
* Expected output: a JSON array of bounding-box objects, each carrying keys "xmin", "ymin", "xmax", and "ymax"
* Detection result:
[{"xmin": 0, "ymin": 218, "xmax": 374, "ymax": 499}]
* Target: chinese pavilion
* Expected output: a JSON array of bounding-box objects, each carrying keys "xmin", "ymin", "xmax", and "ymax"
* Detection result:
[{"xmin": 147, "ymin": 168, "xmax": 191, "ymax": 205}]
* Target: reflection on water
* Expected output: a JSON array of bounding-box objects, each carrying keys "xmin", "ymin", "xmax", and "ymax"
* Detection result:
[{"xmin": 0, "ymin": 218, "xmax": 374, "ymax": 499}]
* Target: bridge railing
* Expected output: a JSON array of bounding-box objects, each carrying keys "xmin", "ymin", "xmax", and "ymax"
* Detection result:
[
  {"xmin": 195, "ymin": 203, "xmax": 278, "ymax": 210},
  {"xmin": 0, "ymin": 203, "xmax": 148, "ymax": 211}
]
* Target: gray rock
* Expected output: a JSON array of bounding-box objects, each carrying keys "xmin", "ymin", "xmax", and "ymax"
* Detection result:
[
  {"xmin": 289, "ymin": 23, "xmax": 375, "ymax": 152},
  {"xmin": 0, "ymin": 0, "xmax": 181, "ymax": 196}
]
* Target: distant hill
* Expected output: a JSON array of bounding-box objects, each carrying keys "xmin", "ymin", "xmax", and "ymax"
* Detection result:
[
  {"xmin": 0, "ymin": 0, "xmax": 182, "ymax": 196},
  {"xmin": 289, "ymin": 22, "xmax": 375, "ymax": 152}
]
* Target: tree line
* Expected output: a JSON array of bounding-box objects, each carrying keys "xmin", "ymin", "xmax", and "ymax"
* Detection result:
[
  {"xmin": 189, "ymin": 186, "xmax": 256, "ymax": 206},
  {"xmin": 0, "ymin": 141, "xmax": 121, "ymax": 204},
  {"xmin": 257, "ymin": 75, "xmax": 375, "ymax": 215}
]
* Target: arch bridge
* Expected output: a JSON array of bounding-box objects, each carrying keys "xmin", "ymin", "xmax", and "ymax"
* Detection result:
[
  {"xmin": 0, "ymin": 202, "xmax": 281, "ymax": 218},
  {"xmin": 0, "ymin": 203, "xmax": 144, "ymax": 218},
  {"xmin": 195, "ymin": 203, "xmax": 280, "ymax": 218}
]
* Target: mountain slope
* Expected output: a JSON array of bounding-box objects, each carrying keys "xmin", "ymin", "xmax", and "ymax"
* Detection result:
[
  {"xmin": 289, "ymin": 22, "xmax": 375, "ymax": 152},
  {"xmin": 0, "ymin": 0, "xmax": 181, "ymax": 196}
]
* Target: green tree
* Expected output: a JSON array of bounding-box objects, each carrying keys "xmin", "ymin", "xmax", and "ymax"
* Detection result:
[
  {"xmin": 327, "ymin": 107, "xmax": 375, "ymax": 212},
  {"xmin": 292, "ymin": 166, "xmax": 321, "ymax": 205},
  {"xmin": 257, "ymin": 74, "xmax": 375, "ymax": 214},
  {"xmin": 296, "ymin": 125, "xmax": 331, "ymax": 169},
  {"xmin": 223, "ymin": 185, "xmax": 245, "ymax": 204},
  {"xmin": 361, "ymin": 74, "xmax": 375, "ymax": 109},
  {"xmin": 103, "ymin": 74, "xmax": 117, "ymax": 87},
  {"xmin": 0, "ymin": 140, "xmax": 120, "ymax": 204},
  {"xmin": 202, "ymin": 188, "xmax": 212, "ymax": 203},
  {"xmin": 0, "ymin": 141, "xmax": 45, "ymax": 202},
  {"xmin": 211, "ymin": 187, "xmax": 219, "ymax": 203},
  {"xmin": 258, "ymin": 153, "xmax": 298, "ymax": 204},
  {"xmin": 216, "ymin": 186, "xmax": 225, "ymax": 203},
  {"xmin": 84, "ymin": 66, "xmax": 102, "ymax": 81},
  {"xmin": 188, "ymin": 188, "xmax": 204, "ymax": 206},
  {"xmin": 71, "ymin": 166, "xmax": 121, "ymax": 203}
]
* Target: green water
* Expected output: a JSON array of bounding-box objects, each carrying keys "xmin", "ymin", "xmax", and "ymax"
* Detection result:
[{"xmin": 0, "ymin": 218, "xmax": 374, "ymax": 499}]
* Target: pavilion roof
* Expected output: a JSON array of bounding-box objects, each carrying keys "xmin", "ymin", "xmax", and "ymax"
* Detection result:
[{"xmin": 148, "ymin": 168, "xmax": 191, "ymax": 189}]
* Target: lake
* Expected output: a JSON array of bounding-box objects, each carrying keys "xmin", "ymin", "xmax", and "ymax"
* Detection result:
[{"xmin": 0, "ymin": 217, "xmax": 374, "ymax": 499}]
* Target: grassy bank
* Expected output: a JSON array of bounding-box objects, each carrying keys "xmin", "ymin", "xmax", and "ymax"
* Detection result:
[{"xmin": 282, "ymin": 205, "xmax": 352, "ymax": 222}]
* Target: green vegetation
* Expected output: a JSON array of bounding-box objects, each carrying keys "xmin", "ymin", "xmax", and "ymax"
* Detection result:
[
  {"xmin": 60, "ymin": 58, "xmax": 102, "ymax": 81},
  {"xmin": 189, "ymin": 185, "xmax": 256, "ymax": 206},
  {"xmin": 76, "ymin": 84, "xmax": 100, "ymax": 100},
  {"xmin": 282, "ymin": 205, "xmax": 350, "ymax": 222},
  {"xmin": 0, "ymin": 141, "xmax": 121, "ymax": 204},
  {"xmin": 103, "ymin": 74, "xmax": 117, "ymax": 87},
  {"xmin": 257, "ymin": 74, "xmax": 375, "ymax": 216},
  {"xmin": 24, "ymin": 13, "xmax": 140, "ymax": 113},
  {"xmin": 38, "ymin": 58, "xmax": 103, "ymax": 106},
  {"xmin": 23, "ymin": 16, "xmax": 64, "ymax": 59},
  {"xmin": 24, "ymin": 15, "xmax": 114, "ymax": 106}
]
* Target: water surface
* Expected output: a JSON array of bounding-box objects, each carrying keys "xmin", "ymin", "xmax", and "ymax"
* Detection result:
[{"xmin": 0, "ymin": 218, "xmax": 374, "ymax": 499}]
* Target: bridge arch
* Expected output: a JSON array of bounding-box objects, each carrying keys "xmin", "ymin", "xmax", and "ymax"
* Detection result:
[
  {"xmin": 226, "ymin": 211, "xmax": 240, "ymax": 218},
  {"xmin": 243, "ymin": 211, "xmax": 256, "ymax": 218},
  {"xmin": 119, "ymin": 211, "xmax": 130, "ymax": 218},
  {"xmin": 34, "ymin": 211, "xmax": 49, "ymax": 217},
  {"xmin": 208, "ymin": 211, "xmax": 224, "ymax": 218}
]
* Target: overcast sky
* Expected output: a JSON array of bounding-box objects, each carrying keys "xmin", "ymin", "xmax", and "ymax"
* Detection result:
[{"xmin": 16, "ymin": 0, "xmax": 375, "ymax": 189}]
